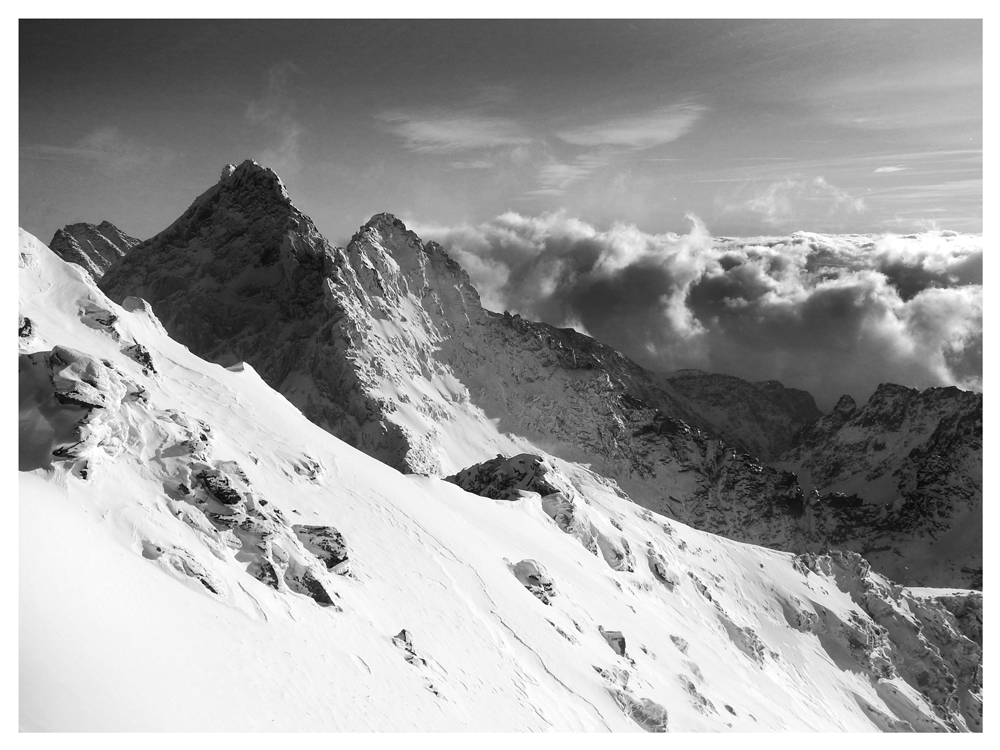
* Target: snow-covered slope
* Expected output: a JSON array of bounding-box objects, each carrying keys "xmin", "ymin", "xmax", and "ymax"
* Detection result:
[
  {"xmin": 48, "ymin": 220, "xmax": 138, "ymax": 278},
  {"xmin": 774, "ymin": 385, "xmax": 982, "ymax": 589},
  {"xmin": 19, "ymin": 229, "xmax": 982, "ymax": 731}
]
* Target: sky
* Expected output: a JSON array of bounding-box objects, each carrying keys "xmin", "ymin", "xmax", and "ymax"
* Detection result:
[
  {"xmin": 18, "ymin": 18, "xmax": 983, "ymax": 408},
  {"xmin": 20, "ymin": 19, "xmax": 981, "ymax": 245}
]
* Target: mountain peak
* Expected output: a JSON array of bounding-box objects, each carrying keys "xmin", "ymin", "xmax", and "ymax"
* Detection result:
[
  {"xmin": 217, "ymin": 159, "xmax": 290, "ymax": 201},
  {"xmin": 831, "ymin": 394, "xmax": 857, "ymax": 416},
  {"xmin": 365, "ymin": 212, "xmax": 405, "ymax": 230},
  {"xmin": 357, "ymin": 212, "xmax": 419, "ymax": 246}
]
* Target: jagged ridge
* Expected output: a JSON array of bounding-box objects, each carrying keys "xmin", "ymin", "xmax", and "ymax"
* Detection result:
[{"xmin": 49, "ymin": 220, "xmax": 139, "ymax": 278}]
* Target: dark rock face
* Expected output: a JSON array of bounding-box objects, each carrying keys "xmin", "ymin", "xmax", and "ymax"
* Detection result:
[
  {"xmin": 49, "ymin": 221, "xmax": 139, "ymax": 278},
  {"xmin": 663, "ymin": 370, "xmax": 822, "ymax": 459},
  {"xmin": 196, "ymin": 469, "xmax": 243, "ymax": 505},
  {"xmin": 445, "ymin": 454, "xmax": 573, "ymax": 500},
  {"xmin": 779, "ymin": 384, "xmax": 982, "ymax": 588}
]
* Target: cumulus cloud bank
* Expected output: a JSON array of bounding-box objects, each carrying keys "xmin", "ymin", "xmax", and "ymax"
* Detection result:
[{"xmin": 415, "ymin": 213, "xmax": 982, "ymax": 410}]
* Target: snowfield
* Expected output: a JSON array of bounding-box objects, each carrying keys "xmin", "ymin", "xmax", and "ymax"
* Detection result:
[{"xmin": 18, "ymin": 229, "xmax": 982, "ymax": 732}]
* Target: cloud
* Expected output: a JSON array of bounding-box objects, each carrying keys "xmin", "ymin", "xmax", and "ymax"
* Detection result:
[
  {"xmin": 527, "ymin": 101, "xmax": 707, "ymax": 196},
  {"xmin": 874, "ymin": 166, "xmax": 908, "ymax": 173},
  {"xmin": 529, "ymin": 152, "xmax": 616, "ymax": 194},
  {"xmin": 555, "ymin": 102, "xmax": 707, "ymax": 148},
  {"xmin": 22, "ymin": 126, "xmax": 173, "ymax": 174},
  {"xmin": 733, "ymin": 176, "xmax": 866, "ymax": 227},
  {"xmin": 416, "ymin": 213, "xmax": 982, "ymax": 410},
  {"xmin": 450, "ymin": 160, "xmax": 494, "ymax": 170},
  {"xmin": 377, "ymin": 110, "xmax": 530, "ymax": 153},
  {"xmin": 378, "ymin": 99, "xmax": 706, "ymax": 197},
  {"xmin": 246, "ymin": 61, "xmax": 304, "ymax": 178}
]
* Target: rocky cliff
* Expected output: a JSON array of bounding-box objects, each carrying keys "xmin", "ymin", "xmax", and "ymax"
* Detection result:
[
  {"xmin": 662, "ymin": 369, "xmax": 822, "ymax": 459},
  {"xmin": 49, "ymin": 220, "xmax": 139, "ymax": 278},
  {"xmin": 774, "ymin": 384, "xmax": 982, "ymax": 588}
]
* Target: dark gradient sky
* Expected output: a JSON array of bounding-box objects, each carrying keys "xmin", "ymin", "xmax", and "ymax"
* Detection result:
[{"xmin": 20, "ymin": 19, "xmax": 982, "ymax": 246}]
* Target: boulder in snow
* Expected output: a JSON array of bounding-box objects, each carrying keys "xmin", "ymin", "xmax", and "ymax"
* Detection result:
[
  {"xmin": 510, "ymin": 559, "xmax": 556, "ymax": 604},
  {"xmin": 599, "ymin": 626, "xmax": 627, "ymax": 657}
]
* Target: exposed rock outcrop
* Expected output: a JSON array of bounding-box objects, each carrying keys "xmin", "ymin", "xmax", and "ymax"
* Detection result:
[
  {"xmin": 662, "ymin": 369, "xmax": 822, "ymax": 459},
  {"xmin": 510, "ymin": 559, "xmax": 556, "ymax": 604},
  {"xmin": 49, "ymin": 221, "xmax": 139, "ymax": 278},
  {"xmin": 777, "ymin": 384, "xmax": 982, "ymax": 588},
  {"xmin": 445, "ymin": 453, "xmax": 574, "ymax": 500},
  {"xmin": 599, "ymin": 626, "xmax": 627, "ymax": 657}
]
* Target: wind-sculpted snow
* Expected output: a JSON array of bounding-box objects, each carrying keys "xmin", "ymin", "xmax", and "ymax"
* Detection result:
[{"xmin": 19, "ymin": 230, "xmax": 983, "ymax": 731}]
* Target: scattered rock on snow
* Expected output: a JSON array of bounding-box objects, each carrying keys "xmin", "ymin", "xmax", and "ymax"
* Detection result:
[
  {"xmin": 391, "ymin": 629, "xmax": 428, "ymax": 667},
  {"xmin": 122, "ymin": 341, "xmax": 156, "ymax": 374},
  {"xmin": 599, "ymin": 626, "xmax": 627, "ymax": 657},
  {"xmin": 195, "ymin": 469, "xmax": 244, "ymax": 506},
  {"xmin": 510, "ymin": 559, "xmax": 556, "ymax": 604},
  {"xmin": 610, "ymin": 689, "xmax": 668, "ymax": 732},
  {"xmin": 79, "ymin": 302, "xmax": 120, "ymax": 338},
  {"xmin": 293, "ymin": 524, "xmax": 350, "ymax": 575},
  {"xmin": 646, "ymin": 546, "xmax": 679, "ymax": 590},
  {"xmin": 284, "ymin": 565, "xmax": 338, "ymax": 608}
]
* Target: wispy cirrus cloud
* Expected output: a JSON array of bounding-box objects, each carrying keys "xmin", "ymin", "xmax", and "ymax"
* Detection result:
[
  {"xmin": 22, "ymin": 125, "xmax": 174, "ymax": 173},
  {"xmin": 812, "ymin": 59, "xmax": 981, "ymax": 143},
  {"xmin": 450, "ymin": 159, "xmax": 495, "ymax": 170},
  {"xmin": 377, "ymin": 98, "xmax": 708, "ymax": 194},
  {"xmin": 555, "ymin": 101, "xmax": 707, "ymax": 149},
  {"xmin": 530, "ymin": 152, "xmax": 616, "ymax": 195},
  {"xmin": 246, "ymin": 60, "xmax": 305, "ymax": 178},
  {"xmin": 874, "ymin": 165, "xmax": 908, "ymax": 173},
  {"xmin": 732, "ymin": 176, "xmax": 866, "ymax": 227},
  {"xmin": 377, "ymin": 110, "xmax": 530, "ymax": 154},
  {"xmin": 532, "ymin": 101, "xmax": 707, "ymax": 195}
]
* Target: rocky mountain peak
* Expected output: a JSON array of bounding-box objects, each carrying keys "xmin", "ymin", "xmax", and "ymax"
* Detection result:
[
  {"xmin": 831, "ymin": 394, "xmax": 857, "ymax": 416},
  {"xmin": 363, "ymin": 211, "xmax": 410, "ymax": 235},
  {"xmin": 345, "ymin": 211, "xmax": 486, "ymax": 332},
  {"xmin": 218, "ymin": 158, "xmax": 291, "ymax": 201}
]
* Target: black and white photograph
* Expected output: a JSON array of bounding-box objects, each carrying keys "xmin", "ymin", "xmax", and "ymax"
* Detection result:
[{"xmin": 17, "ymin": 12, "xmax": 983, "ymax": 733}]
